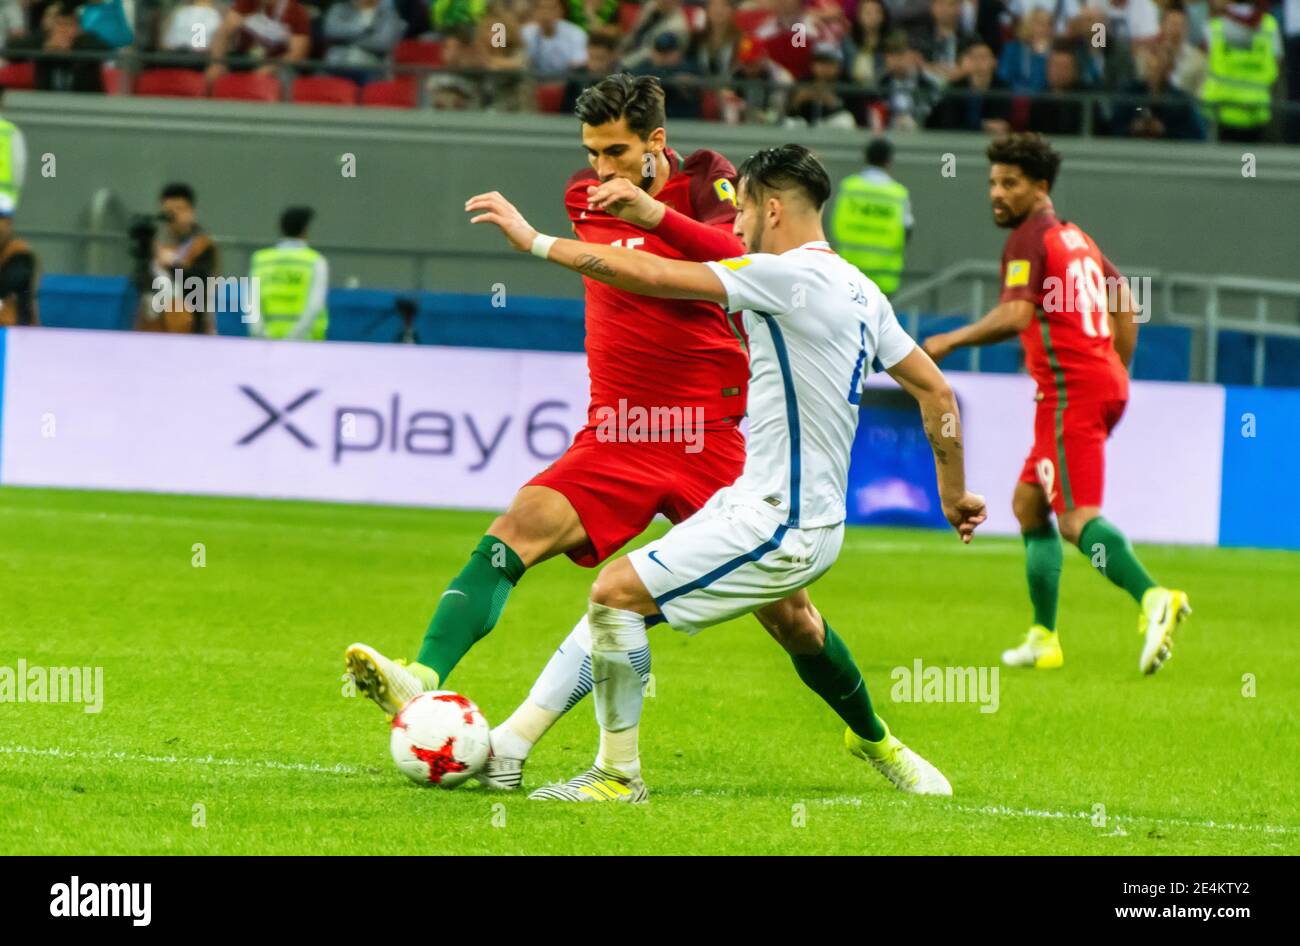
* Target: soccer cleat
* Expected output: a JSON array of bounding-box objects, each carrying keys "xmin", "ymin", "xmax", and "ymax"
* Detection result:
[
  {"xmin": 528, "ymin": 765, "xmax": 648, "ymax": 803},
  {"xmin": 1001, "ymin": 624, "xmax": 1064, "ymax": 669},
  {"xmin": 845, "ymin": 727, "xmax": 953, "ymax": 796},
  {"xmin": 344, "ymin": 642, "xmax": 428, "ymax": 716},
  {"xmin": 475, "ymin": 750, "xmax": 526, "ymax": 791},
  {"xmin": 1138, "ymin": 587, "xmax": 1191, "ymax": 675}
]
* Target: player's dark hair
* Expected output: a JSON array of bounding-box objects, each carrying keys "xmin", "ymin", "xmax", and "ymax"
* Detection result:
[
  {"xmin": 987, "ymin": 133, "xmax": 1063, "ymax": 190},
  {"xmin": 280, "ymin": 206, "xmax": 314, "ymax": 238},
  {"xmin": 865, "ymin": 137, "xmax": 893, "ymax": 168},
  {"xmin": 574, "ymin": 73, "xmax": 666, "ymax": 138},
  {"xmin": 160, "ymin": 182, "xmax": 196, "ymax": 206},
  {"xmin": 738, "ymin": 144, "xmax": 832, "ymax": 210}
]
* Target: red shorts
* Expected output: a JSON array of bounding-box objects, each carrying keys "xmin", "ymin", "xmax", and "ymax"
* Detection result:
[
  {"xmin": 1019, "ymin": 397, "xmax": 1126, "ymax": 514},
  {"xmin": 528, "ymin": 423, "xmax": 747, "ymax": 567}
]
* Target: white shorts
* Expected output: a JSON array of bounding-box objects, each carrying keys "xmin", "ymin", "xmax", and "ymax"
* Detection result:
[{"xmin": 627, "ymin": 489, "xmax": 845, "ymax": 635}]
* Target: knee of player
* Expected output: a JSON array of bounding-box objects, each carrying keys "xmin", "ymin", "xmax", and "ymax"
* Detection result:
[{"xmin": 589, "ymin": 564, "xmax": 632, "ymax": 610}]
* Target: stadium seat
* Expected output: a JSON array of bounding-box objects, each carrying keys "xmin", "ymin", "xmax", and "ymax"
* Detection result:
[
  {"xmin": 211, "ymin": 72, "xmax": 281, "ymax": 103},
  {"xmin": 360, "ymin": 79, "xmax": 418, "ymax": 108},
  {"xmin": 134, "ymin": 68, "xmax": 207, "ymax": 98},
  {"xmin": 700, "ymin": 89, "xmax": 721, "ymax": 121},
  {"xmin": 0, "ymin": 61, "xmax": 36, "ymax": 90},
  {"xmin": 535, "ymin": 82, "xmax": 566, "ymax": 113},
  {"xmin": 394, "ymin": 39, "xmax": 443, "ymax": 68},
  {"xmin": 102, "ymin": 65, "xmax": 123, "ymax": 95},
  {"xmin": 291, "ymin": 76, "xmax": 359, "ymax": 105}
]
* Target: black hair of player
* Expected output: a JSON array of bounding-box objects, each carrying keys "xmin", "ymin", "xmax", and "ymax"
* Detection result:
[
  {"xmin": 160, "ymin": 182, "xmax": 196, "ymax": 206},
  {"xmin": 986, "ymin": 133, "xmax": 1063, "ymax": 191},
  {"xmin": 280, "ymin": 206, "xmax": 314, "ymax": 238},
  {"xmin": 574, "ymin": 73, "xmax": 666, "ymax": 139},
  {"xmin": 737, "ymin": 144, "xmax": 832, "ymax": 210},
  {"xmin": 865, "ymin": 137, "xmax": 893, "ymax": 168}
]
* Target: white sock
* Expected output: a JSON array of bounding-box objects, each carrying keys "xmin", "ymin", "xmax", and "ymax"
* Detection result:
[
  {"xmin": 587, "ymin": 601, "xmax": 650, "ymax": 779},
  {"xmin": 493, "ymin": 614, "xmax": 594, "ymax": 760}
]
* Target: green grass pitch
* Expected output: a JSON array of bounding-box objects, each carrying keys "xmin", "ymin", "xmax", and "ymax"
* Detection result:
[{"xmin": 1, "ymin": 485, "xmax": 1297, "ymax": 855}]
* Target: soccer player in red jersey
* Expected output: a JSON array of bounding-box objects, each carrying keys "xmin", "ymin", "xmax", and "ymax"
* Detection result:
[
  {"xmin": 348, "ymin": 76, "xmax": 900, "ymax": 793},
  {"xmin": 924, "ymin": 134, "xmax": 1190, "ymax": 675}
]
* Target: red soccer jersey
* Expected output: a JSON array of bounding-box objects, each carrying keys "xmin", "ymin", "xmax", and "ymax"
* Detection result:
[
  {"xmin": 1000, "ymin": 211, "xmax": 1129, "ymax": 405},
  {"xmin": 565, "ymin": 147, "xmax": 749, "ymax": 429}
]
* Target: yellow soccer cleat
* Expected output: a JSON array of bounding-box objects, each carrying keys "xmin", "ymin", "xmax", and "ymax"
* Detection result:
[
  {"xmin": 845, "ymin": 726, "xmax": 952, "ymax": 796},
  {"xmin": 1001, "ymin": 624, "xmax": 1064, "ymax": 669},
  {"xmin": 344, "ymin": 642, "xmax": 432, "ymax": 716},
  {"xmin": 1138, "ymin": 587, "xmax": 1191, "ymax": 675},
  {"xmin": 528, "ymin": 765, "xmax": 648, "ymax": 804}
]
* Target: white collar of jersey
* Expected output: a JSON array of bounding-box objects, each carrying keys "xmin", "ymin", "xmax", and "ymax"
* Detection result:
[{"xmin": 798, "ymin": 240, "xmax": 832, "ymax": 251}]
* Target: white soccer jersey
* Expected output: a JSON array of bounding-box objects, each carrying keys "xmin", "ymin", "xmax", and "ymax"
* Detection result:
[{"xmin": 703, "ymin": 240, "xmax": 916, "ymax": 529}]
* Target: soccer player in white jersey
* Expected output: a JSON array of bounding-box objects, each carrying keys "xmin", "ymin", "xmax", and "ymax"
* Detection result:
[{"xmin": 466, "ymin": 145, "xmax": 987, "ymax": 802}]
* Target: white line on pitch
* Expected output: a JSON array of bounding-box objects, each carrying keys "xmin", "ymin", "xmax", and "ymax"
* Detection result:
[{"xmin": 0, "ymin": 744, "xmax": 387, "ymax": 779}]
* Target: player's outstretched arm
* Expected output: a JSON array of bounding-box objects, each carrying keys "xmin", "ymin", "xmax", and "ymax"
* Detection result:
[
  {"xmin": 886, "ymin": 346, "xmax": 987, "ymax": 544},
  {"xmin": 923, "ymin": 300, "xmax": 1035, "ymax": 363},
  {"xmin": 466, "ymin": 190, "xmax": 728, "ymax": 306}
]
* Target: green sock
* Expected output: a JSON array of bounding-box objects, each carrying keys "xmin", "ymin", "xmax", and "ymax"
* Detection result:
[
  {"xmin": 790, "ymin": 622, "xmax": 886, "ymax": 742},
  {"xmin": 1077, "ymin": 516, "xmax": 1157, "ymax": 605},
  {"xmin": 416, "ymin": 534, "xmax": 526, "ymax": 683},
  {"xmin": 1023, "ymin": 524, "xmax": 1062, "ymax": 631}
]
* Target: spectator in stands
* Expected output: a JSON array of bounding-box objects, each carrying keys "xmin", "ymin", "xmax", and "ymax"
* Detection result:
[
  {"xmin": 568, "ymin": 0, "xmax": 622, "ymax": 32},
  {"xmin": 0, "ymin": 0, "xmax": 25, "ymax": 53},
  {"xmin": 997, "ymin": 6, "xmax": 1054, "ymax": 92},
  {"xmin": 925, "ymin": 38, "xmax": 1012, "ymax": 131},
  {"xmin": 910, "ymin": 0, "xmax": 977, "ymax": 83},
  {"xmin": 392, "ymin": 0, "xmax": 432, "ymax": 38},
  {"xmin": 248, "ymin": 206, "xmax": 329, "ymax": 341},
  {"xmin": 427, "ymin": 24, "xmax": 484, "ymax": 109},
  {"xmin": 8, "ymin": 1, "xmax": 109, "ymax": 92},
  {"xmin": 523, "ymin": 0, "xmax": 589, "ymax": 75},
  {"xmin": 725, "ymin": 33, "xmax": 794, "ymax": 123},
  {"xmin": 622, "ymin": 0, "xmax": 703, "ymax": 70},
  {"xmin": 158, "ymin": 0, "xmax": 224, "ymax": 68},
  {"xmin": 1160, "ymin": 4, "xmax": 1205, "ymax": 96},
  {"xmin": 142, "ymin": 182, "xmax": 218, "ymax": 334},
  {"xmin": 754, "ymin": 0, "xmax": 830, "ymax": 80},
  {"xmin": 631, "ymin": 32, "xmax": 701, "ymax": 118},
  {"xmin": 877, "ymin": 29, "xmax": 942, "ymax": 128},
  {"xmin": 1111, "ymin": 42, "xmax": 1205, "ymax": 139},
  {"xmin": 786, "ymin": 40, "xmax": 857, "ymax": 127},
  {"xmin": 1287, "ymin": 0, "xmax": 1300, "ymax": 143},
  {"xmin": 431, "ymin": 0, "xmax": 486, "ymax": 32},
  {"xmin": 78, "ymin": 0, "xmax": 134, "ymax": 49},
  {"xmin": 846, "ymin": 0, "xmax": 892, "ymax": 89},
  {"xmin": 475, "ymin": 1, "xmax": 530, "ymax": 110},
  {"xmin": 688, "ymin": 0, "xmax": 742, "ymax": 78},
  {"xmin": 205, "ymin": 0, "xmax": 312, "ymax": 84},
  {"xmin": 561, "ymin": 27, "xmax": 620, "ymax": 112},
  {"xmin": 322, "ymin": 0, "xmax": 406, "ymax": 81},
  {"xmin": 883, "ymin": 0, "xmax": 936, "ymax": 30},
  {"xmin": 0, "ymin": 194, "xmax": 37, "ymax": 327},
  {"xmin": 1028, "ymin": 39, "xmax": 1089, "ymax": 134}
]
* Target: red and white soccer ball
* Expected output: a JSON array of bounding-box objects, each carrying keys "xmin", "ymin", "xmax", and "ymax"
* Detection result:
[{"xmin": 390, "ymin": 690, "xmax": 490, "ymax": 788}]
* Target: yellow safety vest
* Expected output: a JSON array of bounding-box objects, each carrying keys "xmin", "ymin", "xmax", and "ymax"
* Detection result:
[
  {"xmin": 0, "ymin": 119, "xmax": 21, "ymax": 210},
  {"xmin": 831, "ymin": 173, "xmax": 908, "ymax": 296},
  {"xmin": 1201, "ymin": 15, "xmax": 1279, "ymax": 129},
  {"xmin": 250, "ymin": 245, "xmax": 328, "ymax": 340}
]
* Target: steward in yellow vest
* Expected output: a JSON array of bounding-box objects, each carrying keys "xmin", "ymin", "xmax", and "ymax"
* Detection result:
[
  {"xmin": 830, "ymin": 138, "xmax": 912, "ymax": 297},
  {"xmin": 0, "ymin": 115, "xmax": 26, "ymax": 212},
  {"xmin": 249, "ymin": 207, "xmax": 329, "ymax": 341},
  {"xmin": 1201, "ymin": 13, "xmax": 1281, "ymax": 141}
]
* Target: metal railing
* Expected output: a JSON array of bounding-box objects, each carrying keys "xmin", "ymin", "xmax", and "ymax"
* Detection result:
[{"xmin": 892, "ymin": 259, "xmax": 1300, "ymax": 385}]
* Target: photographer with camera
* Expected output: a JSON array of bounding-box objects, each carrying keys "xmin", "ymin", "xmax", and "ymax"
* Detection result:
[{"xmin": 136, "ymin": 182, "xmax": 220, "ymax": 334}]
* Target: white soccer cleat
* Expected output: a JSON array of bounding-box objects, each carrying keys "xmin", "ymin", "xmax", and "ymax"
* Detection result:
[
  {"xmin": 475, "ymin": 750, "xmax": 526, "ymax": 791},
  {"xmin": 528, "ymin": 765, "xmax": 648, "ymax": 803},
  {"xmin": 846, "ymin": 728, "xmax": 952, "ymax": 796},
  {"xmin": 1138, "ymin": 588, "xmax": 1191, "ymax": 675},
  {"xmin": 1001, "ymin": 624, "xmax": 1064, "ymax": 669},
  {"xmin": 344, "ymin": 642, "xmax": 427, "ymax": 716}
]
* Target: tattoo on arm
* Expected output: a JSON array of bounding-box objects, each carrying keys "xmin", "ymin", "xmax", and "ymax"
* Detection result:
[{"xmin": 573, "ymin": 253, "xmax": 616, "ymax": 278}]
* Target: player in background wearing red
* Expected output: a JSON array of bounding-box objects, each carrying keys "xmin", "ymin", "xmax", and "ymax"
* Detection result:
[
  {"xmin": 348, "ymin": 77, "xmax": 904, "ymax": 794},
  {"xmin": 924, "ymin": 134, "xmax": 1190, "ymax": 675}
]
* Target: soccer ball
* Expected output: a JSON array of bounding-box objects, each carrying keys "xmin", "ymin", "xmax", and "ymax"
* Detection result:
[{"xmin": 390, "ymin": 690, "xmax": 490, "ymax": 788}]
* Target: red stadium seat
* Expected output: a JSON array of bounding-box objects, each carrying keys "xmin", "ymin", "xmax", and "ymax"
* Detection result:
[
  {"xmin": 394, "ymin": 39, "xmax": 443, "ymax": 67},
  {"xmin": 0, "ymin": 61, "xmax": 36, "ymax": 90},
  {"xmin": 291, "ymin": 76, "xmax": 358, "ymax": 105},
  {"xmin": 134, "ymin": 68, "xmax": 207, "ymax": 98},
  {"xmin": 535, "ymin": 82, "xmax": 565, "ymax": 113},
  {"xmin": 360, "ymin": 79, "xmax": 418, "ymax": 108},
  {"xmin": 1010, "ymin": 95, "xmax": 1031, "ymax": 132},
  {"xmin": 700, "ymin": 88, "xmax": 721, "ymax": 121},
  {"xmin": 102, "ymin": 65, "xmax": 123, "ymax": 95},
  {"xmin": 211, "ymin": 71, "xmax": 281, "ymax": 102},
  {"xmin": 734, "ymin": 9, "xmax": 769, "ymax": 33}
]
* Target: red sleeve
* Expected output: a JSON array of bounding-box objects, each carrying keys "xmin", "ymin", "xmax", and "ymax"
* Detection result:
[
  {"xmin": 563, "ymin": 168, "xmax": 598, "ymax": 223},
  {"xmin": 654, "ymin": 207, "xmax": 744, "ymax": 262},
  {"xmin": 654, "ymin": 150, "xmax": 743, "ymax": 261},
  {"xmin": 999, "ymin": 220, "xmax": 1049, "ymax": 305}
]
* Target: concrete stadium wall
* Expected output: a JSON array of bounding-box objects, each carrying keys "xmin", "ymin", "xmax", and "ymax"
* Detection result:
[{"xmin": 8, "ymin": 91, "xmax": 1300, "ymax": 297}]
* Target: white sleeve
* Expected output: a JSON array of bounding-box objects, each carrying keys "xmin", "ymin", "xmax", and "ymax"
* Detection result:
[
  {"xmin": 873, "ymin": 299, "xmax": 916, "ymax": 370},
  {"xmin": 703, "ymin": 253, "xmax": 806, "ymax": 315}
]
